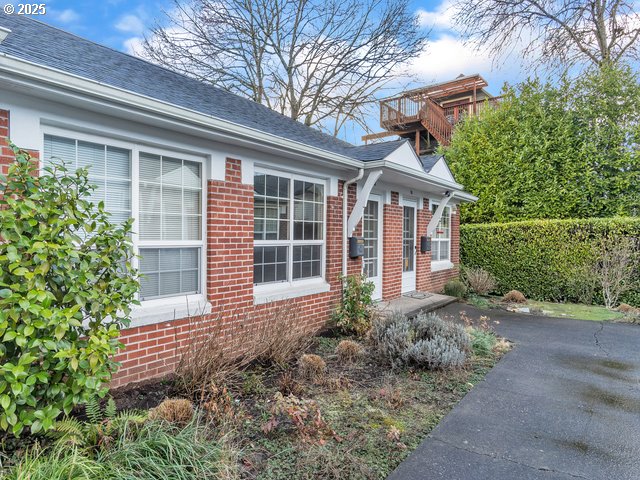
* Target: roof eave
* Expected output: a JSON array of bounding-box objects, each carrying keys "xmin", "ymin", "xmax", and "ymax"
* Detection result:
[{"xmin": 0, "ymin": 53, "xmax": 363, "ymax": 169}]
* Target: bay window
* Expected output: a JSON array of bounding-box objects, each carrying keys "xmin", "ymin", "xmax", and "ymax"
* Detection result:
[
  {"xmin": 431, "ymin": 203, "xmax": 451, "ymax": 263},
  {"xmin": 43, "ymin": 133, "xmax": 204, "ymax": 303},
  {"xmin": 253, "ymin": 171, "xmax": 325, "ymax": 286}
]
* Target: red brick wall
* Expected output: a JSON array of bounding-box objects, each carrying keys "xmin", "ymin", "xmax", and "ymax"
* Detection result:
[
  {"xmin": 382, "ymin": 192, "xmax": 402, "ymax": 300},
  {"xmin": 416, "ymin": 198, "xmax": 431, "ymax": 292},
  {"xmin": 1, "ymin": 109, "xmax": 11, "ymax": 176},
  {"xmin": 112, "ymin": 159, "xmax": 359, "ymax": 387}
]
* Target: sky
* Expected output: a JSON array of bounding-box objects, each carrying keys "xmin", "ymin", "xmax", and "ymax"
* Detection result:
[{"xmin": 6, "ymin": 0, "xmax": 530, "ymax": 140}]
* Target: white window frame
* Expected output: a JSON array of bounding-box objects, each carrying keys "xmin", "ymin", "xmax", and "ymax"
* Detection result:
[
  {"xmin": 430, "ymin": 201, "xmax": 453, "ymax": 271},
  {"xmin": 40, "ymin": 127, "xmax": 210, "ymax": 326},
  {"xmin": 253, "ymin": 167, "xmax": 329, "ymax": 304}
]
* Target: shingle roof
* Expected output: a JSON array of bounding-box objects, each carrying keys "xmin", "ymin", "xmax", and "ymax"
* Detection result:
[
  {"xmin": 0, "ymin": 14, "xmax": 401, "ymax": 163},
  {"xmin": 419, "ymin": 154, "xmax": 443, "ymax": 173}
]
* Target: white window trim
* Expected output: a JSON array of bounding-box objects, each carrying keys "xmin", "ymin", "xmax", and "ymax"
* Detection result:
[
  {"xmin": 430, "ymin": 201, "xmax": 452, "ymax": 269},
  {"xmin": 40, "ymin": 126, "xmax": 211, "ymax": 326},
  {"xmin": 253, "ymin": 168, "xmax": 328, "ymax": 302}
]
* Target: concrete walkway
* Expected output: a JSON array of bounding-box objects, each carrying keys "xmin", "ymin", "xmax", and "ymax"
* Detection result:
[
  {"xmin": 375, "ymin": 292, "xmax": 457, "ymax": 318},
  {"xmin": 389, "ymin": 304, "xmax": 640, "ymax": 480}
]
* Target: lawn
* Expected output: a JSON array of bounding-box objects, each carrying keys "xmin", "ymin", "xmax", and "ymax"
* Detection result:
[{"xmin": 467, "ymin": 295, "xmax": 627, "ymax": 322}]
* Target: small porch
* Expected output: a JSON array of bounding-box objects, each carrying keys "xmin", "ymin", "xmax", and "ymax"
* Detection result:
[{"xmin": 375, "ymin": 291, "xmax": 458, "ymax": 318}]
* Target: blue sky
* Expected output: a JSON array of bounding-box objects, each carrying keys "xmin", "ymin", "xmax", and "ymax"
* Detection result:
[{"xmin": 9, "ymin": 0, "xmax": 529, "ymax": 140}]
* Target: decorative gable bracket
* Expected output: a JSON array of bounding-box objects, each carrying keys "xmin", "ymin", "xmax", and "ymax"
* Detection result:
[
  {"xmin": 346, "ymin": 169, "xmax": 384, "ymax": 236},
  {"xmin": 426, "ymin": 192, "xmax": 452, "ymax": 237}
]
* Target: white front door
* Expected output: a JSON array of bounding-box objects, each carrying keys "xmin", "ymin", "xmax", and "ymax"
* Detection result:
[
  {"xmin": 363, "ymin": 195, "xmax": 383, "ymax": 300},
  {"xmin": 401, "ymin": 199, "xmax": 417, "ymax": 293}
]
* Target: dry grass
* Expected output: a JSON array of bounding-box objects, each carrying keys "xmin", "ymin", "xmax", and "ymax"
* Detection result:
[
  {"xmin": 335, "ymin": 340, "xmax": 364, "ymax": 364},
  {"xmin": 502, "ymin": 290, "xmax": 527, "ymax": 303},
  {"xmin": 175, "ymin": 302, "xmax": 314, "ymax": 401},
  {"xmin": 148, "ymin": 398, "xmax": 194, "ymax": 425},
  {"xmin": 298, "ymin": 354, "xmax": 327, "ymax": 382},
  {"xmin": 463, "ymin": 267, "xmax": 496, "ymax": 296}
]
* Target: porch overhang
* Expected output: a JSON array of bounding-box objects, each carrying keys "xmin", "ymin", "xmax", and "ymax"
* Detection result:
[{"xmin": 363, "ymin": 160, "xmax": 477, "ymax": 203}]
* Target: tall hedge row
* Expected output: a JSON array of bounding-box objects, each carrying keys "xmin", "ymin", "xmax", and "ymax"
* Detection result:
[{"xmin": 460, "ymin": 217, "xmax": 640, "ymax": 306}]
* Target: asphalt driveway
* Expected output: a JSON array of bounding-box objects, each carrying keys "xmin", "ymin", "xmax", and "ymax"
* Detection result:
[{"xmin": 388, "ymin": 304, "xmax": 640, "ymax": 480}]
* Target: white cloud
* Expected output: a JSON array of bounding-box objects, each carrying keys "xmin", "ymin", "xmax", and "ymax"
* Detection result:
[
  {"xmin": 51, "ymin": 9, "xmax": 80, "ymax": 24},
  {"xmin": 408, "ymin": 34, "xmax": 494, "ymax": 83},
  {"xmin": 416, "ymin": 0, "xmax": 457, "ymax": 31},
  {"xmin": 115, "ymin": 14, "xmax": 146, "ymax": 35},
  {"xmin": 123, "ymin": 36, "xmax": 145, "ymax": 55}
]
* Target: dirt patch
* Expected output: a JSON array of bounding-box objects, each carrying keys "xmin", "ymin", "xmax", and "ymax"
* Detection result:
[{"xmin": 110, "ymin": 376, "xmax": 177, "ymax": 411}]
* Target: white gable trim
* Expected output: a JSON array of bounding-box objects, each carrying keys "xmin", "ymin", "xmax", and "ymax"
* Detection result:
[
  {"xmin": 429, "ymin": 157, "xmax": 455, "ymax": 183},
  {"xmin": 382, "ymin": 141, "xmax": 423, "ymax": 172}
]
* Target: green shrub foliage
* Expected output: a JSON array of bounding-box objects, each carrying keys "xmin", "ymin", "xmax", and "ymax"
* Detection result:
[
  {"xmin": 372, "ymin": 312, "xmax": 470, "ymax": 369},
  {"xmin": 333, "ymin": 274, "xmax": 376, "ymax": 336},
  {"xmin": 460, "ymin": 217, "xmax": 640, "ymax": 305},
  {"xmin": 443, "ymin": 278, "xmax": 467, "ymax": 299},
  {"xmin": 445, "ymin": 64, "xmax": 640, "ymax": 224},
  {"xmin": 0, "ymin": 143, "xmax": 139, "ymax": 436}
]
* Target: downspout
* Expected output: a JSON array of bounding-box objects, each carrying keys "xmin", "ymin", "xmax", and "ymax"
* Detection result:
[{"xmin": 343, "ymin": 169, "xmax": 364, "ymax": 277}]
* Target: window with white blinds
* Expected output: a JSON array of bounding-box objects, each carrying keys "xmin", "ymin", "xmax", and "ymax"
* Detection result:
[
  {"xmin": 43, "ymin": 135, "xmax": 132, "ymax": 226},
  {"xmin": 43, "ymin": 133, "xmax": 204, "ymax": 302}
]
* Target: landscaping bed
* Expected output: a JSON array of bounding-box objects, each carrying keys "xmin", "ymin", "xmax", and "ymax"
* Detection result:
[{"xmin": 1, "ymin": 312, "xmax": 509, "ymax": 480}]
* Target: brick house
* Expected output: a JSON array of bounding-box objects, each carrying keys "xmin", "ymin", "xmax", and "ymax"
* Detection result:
[{"xmin": 0, "ymin": 16, "xmax": 476, "ymax": 387}]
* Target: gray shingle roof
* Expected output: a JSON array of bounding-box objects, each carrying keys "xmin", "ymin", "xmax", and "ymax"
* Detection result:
[
  {"xmin": 419, "ymin": 154, "xmax": 443, "ymax": 173},
  {"xmin": 0, "ymin": 14, "xmax": 402, "ymax": 163}
]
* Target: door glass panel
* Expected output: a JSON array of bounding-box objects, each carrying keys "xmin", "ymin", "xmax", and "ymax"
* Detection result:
[
  {"xmin": 363, "ymin": 200, "xmax": 379, "ymax": 278},
  {"xmin": 403, "ymin": 206, "xmax": 415, "ymax": 272}
]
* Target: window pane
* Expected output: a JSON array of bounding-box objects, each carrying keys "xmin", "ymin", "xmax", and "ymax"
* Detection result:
[
  {"xmin": 139, "ymin": 153, "xmax": 202, "ymax": 241},
  {"xmin": 293, "ymin": 180, "xmax": 324, "ymax": 241},
  {"xmin": 292, "ymin": 245, "xmax": 321, "ymax": 280},
  {"xmin": 253, "ymin": 174, "xmax": 290, "ymax": 241},
  {"xmin": 254, "ymin": 246, "xmax": 288, "ymax": 285},
  {"xmin": 43, "ymin": 135, "xmax": 131, "ymax": 225},
  {"xmin": 139, "ymin": 248, "xmax": 200, "ymax": 300}
]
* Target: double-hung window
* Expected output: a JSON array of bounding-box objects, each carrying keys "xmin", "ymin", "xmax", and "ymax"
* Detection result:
[
  {"xmin": 43, "ymin": 134, "xmax": 204, "ymax": 303},
  {"xmin": 253, "ymin": 171, "xmax": 325, "ymax": 286},
  {"xmin": 430, "ymin": 203, "xmax": 451, "ymax": 263}
]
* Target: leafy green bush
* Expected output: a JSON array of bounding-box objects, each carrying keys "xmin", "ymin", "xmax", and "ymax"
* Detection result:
[
  {"xmin": 443, "ymin": 279, "xmax": 467, "ymax": 299},
  {"xmin": 461, "ymin": 217, "xmax": 640, "ymax": 306},
  {"xmin": 333, "ymin": 274, "xmax": 376, "ymax": 336},
  {"xmin": 0, "ymin": 144, "xmax": 139, "ymax": 436},
  {"xmin": 468, "ymin": 329, "xmax": 497, "ymax": 357},
  {"xmin": 372, "ymin": 312, "xmax": 470, "ymax": 369}
]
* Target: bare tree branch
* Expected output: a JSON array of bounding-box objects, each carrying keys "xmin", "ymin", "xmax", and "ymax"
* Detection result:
[
  {"xmin": 452, "ymin": 0, "xmax": 640, "ymax": 72},
  {"xmin": 141, "ymin": 0, "xmax": 426, "ymax": 137}
]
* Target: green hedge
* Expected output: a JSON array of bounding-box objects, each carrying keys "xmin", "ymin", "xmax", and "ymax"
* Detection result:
[{"xmin": 460, "ymin": 217, "xmax": 640, "ymax": 306}]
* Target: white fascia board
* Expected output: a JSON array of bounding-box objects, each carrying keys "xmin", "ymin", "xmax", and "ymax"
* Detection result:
[
  {"xmin": 0, "ymin": 54, "xmax": 362, "ymax": 170},
  {"xmin": 365, "ymin": 160, "xmax": 477, "ymax": 203}
]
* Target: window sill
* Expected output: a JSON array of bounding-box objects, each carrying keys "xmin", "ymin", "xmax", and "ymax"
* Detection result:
[
  {"xmin": 254, "ymin": 279, "xmax": 331, "ymax": 305},
  {"xmin": 130, "ymin": 294, "xmax": 212, "ymax": 328},
  {"xmin": 431, "ymin": 261, "xmax": 454, "ymax": 272}
]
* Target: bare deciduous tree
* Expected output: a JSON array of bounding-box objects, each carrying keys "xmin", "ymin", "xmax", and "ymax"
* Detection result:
[
  {"xmin": 452, "ymin": 0, "xmax": 640, "ymax": 72},
  {"xmin": 142, "ymin": 0, "xmax": 426, "ymax": 137},
  {"xmin": 595, "ymin": 236, "xmax": 636, "ymax": 308}
]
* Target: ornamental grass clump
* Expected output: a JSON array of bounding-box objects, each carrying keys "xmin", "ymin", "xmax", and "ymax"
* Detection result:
[
  {"xmin": 372, "ymin": 312, "xmax": 470, "ymax": 370},
  {"xmin": 0, "ymin": 143, "xmax": 139, "ymax": 436}
]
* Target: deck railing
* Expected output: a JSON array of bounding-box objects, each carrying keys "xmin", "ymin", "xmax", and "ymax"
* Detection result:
[{"xmin": 380, "ymin": 94, "xmax": 502, "ymax": 129}]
